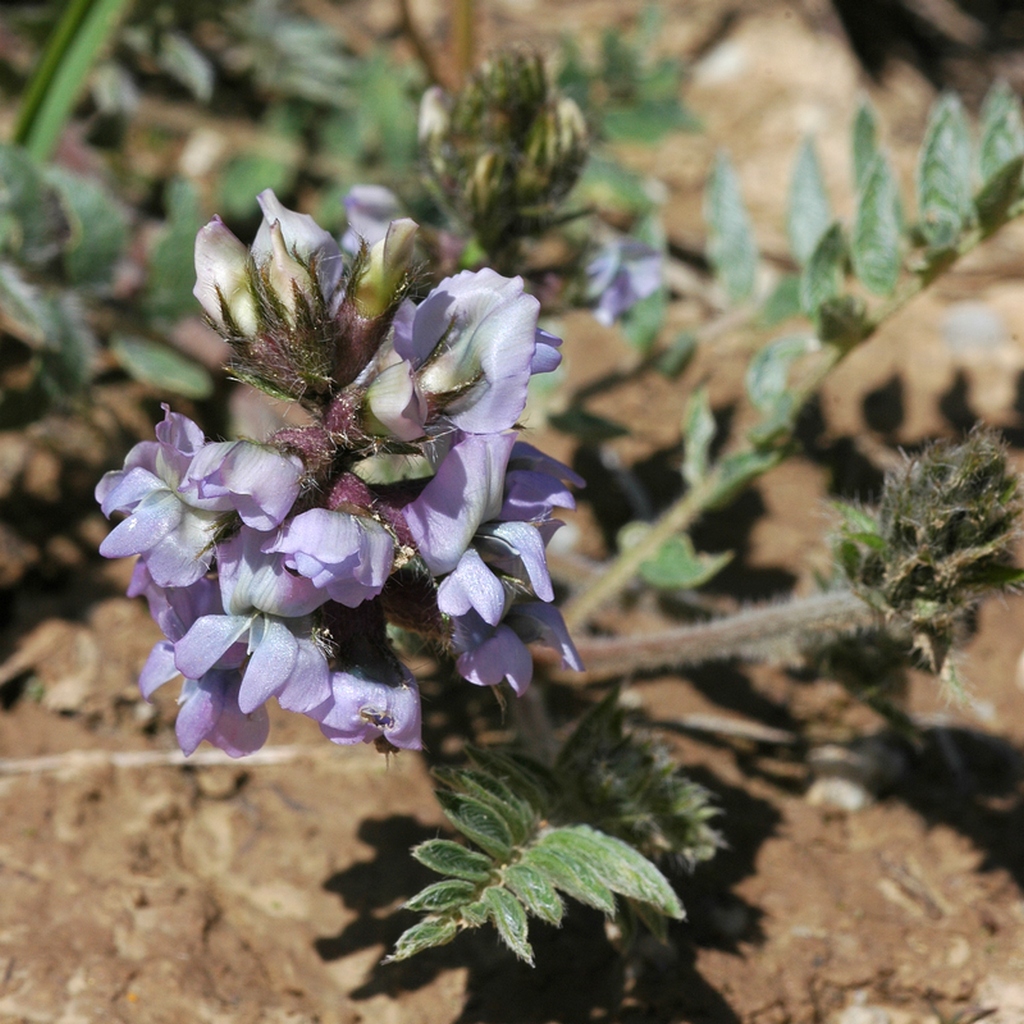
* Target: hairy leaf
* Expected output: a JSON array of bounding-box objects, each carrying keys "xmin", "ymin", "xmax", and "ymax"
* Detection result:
[
  {"xmin": 787, "ymin": 137, "xmax": 832, "ymax": 264},
  {"xmin": 465, "ymin": 748, "xmax": 557, "ymax": 813},
  {"xmin": 799, "ymin": 222, "xmax": 845, "ymax": 316},
  {"xmin": 482, "ymin": 887, "xmax": 533, "ymax": 963},
  {"xmin": 975, "ymin": 155, "xmax": 1024, "ymax": 233},
  {"xmin": 852, "ymin": 99, "xmax": 879, "ymax": 192},
  {"xmin": 979, "ymin": 80, "xmax": 1024, "ymax": 185},
  {"xmin": 385, "ymin": 917, "xmax": 459, "ymax": 962},
  {"xmin": 404, "ymin": 879, "xmax": 481, "ymax": 914},
  {"xmin": 47, "ymin": 168, "xmax": 128, "ymax": 288},
  {"xmin": 682, "ymin": 385, "xmax": 715, "ymax": 487},
  {"xmin": 758, "ymin": 275, "xmax": 801, "ymax": 328},
  {"xmin": 433, "ymin": 767, "xmax": 535, "ymax": 845},
  {"xmin": 917, "ymin": 93, "xmax": 973, "ymax": 249},
  {"xmin": 519, "ymin": 845, "xmax": 617, "ymax": 914},
  {"xmin": 639, "ymin": 534, "xmax": 732, "ymax": 590},
  {"xmin": 503, "ymin": 864, "xmax": 565, "ymax": 925},
  {"xmin": 110, "ymin": 335, "xmax": 214, "ymax": 400},
  {"xmin": 746, "ymin": 335, "xmax": 817, "ymax": 413},
  {"xmin": 412, "ymin": 839, "xmax": 494, "ymax": 883},
  {"xmin": 707, "ymin": 448, "xmax": 786, "ymax": 509},
  {"xmin": 435, "ymin": 790, "xmax": 514, "ymax": 862},
  {"xmin": 705, "ymin": 151, "xmax": 758, "ymax": 303},
  {"xmin": 852, "ymin": 153, "xmax": 902, "ymax": 295}
]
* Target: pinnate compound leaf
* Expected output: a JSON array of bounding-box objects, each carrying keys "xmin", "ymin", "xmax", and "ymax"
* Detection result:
[
  {"xmin": 852, "ymin": 99, "xmax": 879, "ymax": 192},
  {"xmin": 435, "ymin": 790, "xmax": 514, "ymax": 862},
  {"xmin": 404, "ymin": 879, "xmax": 480, "ymax": 914},
  {"xmin": 852, "ymin": 154, "xmax": 903, "ymax": 295},
  {"xmin": 917, "ymin": 93, "xmax": 973, "ymax": 249},
  {"xmin": 519, "ymin": 844, "xmax": 617, "ymax": 914},
  {"xmin": 503, "ymin": 864, "xmax": 565, "ymax": 925},
  {"xmin": 682, "ymin": 385, "xmax": 715, "ymax": 487},
  {"xmin": 535, "ymin": 827, "xmax": 684, "ymax": 918},
  {"xmin": 482, "ymin": 887, "xmax": 533, "ymax": 963},
  {"xmin": 787, "ymin": 137, "xmax": 831, "ymax": 264},
  {"xmin": 412, "ymin": 839, "xmax": 494, "ymax": 883},
  {"xmin": 386, "ymin": 917, "xmax": 459, "ymax": 962},
  {"xmin": 639, "ymin": 534, "xmax": 732, "ymax": 590},
  {"xmin": 705, "ymin": 151, "xmax": 758, "ymax": 303},
  {"xmin": 979, "ymin": 80, "xmax": 1024, "ymax": 184},
  {"xmin": 799, "ymin": 222, "xmax": 845, "ymax": 316}
]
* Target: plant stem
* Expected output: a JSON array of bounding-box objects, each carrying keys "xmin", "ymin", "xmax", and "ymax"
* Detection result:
[
  {"xmin": 452, "ymin": 0, "xmax": 476, "ymax": 86},
  {"xmin": 564, "ymin": 589, "xmax": 876, "ymax": 681},
  {"xmin": 562, "ymin": 211, "xmax": 1024, "ymax": 631},
  {"xmin": 397, "ymin": 0, "xmax": 449, "ymax": 88}
]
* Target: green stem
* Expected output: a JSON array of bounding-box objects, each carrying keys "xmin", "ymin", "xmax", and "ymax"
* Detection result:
[{"xmin": 562, "ymin": 213, "xmax": 1021, "ymax": 632}]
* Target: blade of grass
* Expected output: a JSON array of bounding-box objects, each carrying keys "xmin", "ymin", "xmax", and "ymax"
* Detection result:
[{"xmin": 13, "ymin": 0, "xmax": 135, "ymax": 161}]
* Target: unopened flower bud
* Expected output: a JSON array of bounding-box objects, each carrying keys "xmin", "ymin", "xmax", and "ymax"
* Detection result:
[
  {"xmin": 353, "ymin": 218, "xmax": 418, "ymax": 318},
  {"xmin": 418, "ymin": 85, "xmax": 450, "ymax": 150},
  {"xmin": 193, "ymin": 217, "xmax": 258, "ymax": 336}
]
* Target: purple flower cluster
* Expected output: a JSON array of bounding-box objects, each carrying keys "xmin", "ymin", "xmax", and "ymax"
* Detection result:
[{"xmin": 97, "ymin": 190, "xmax": 581, "ymax": 758}]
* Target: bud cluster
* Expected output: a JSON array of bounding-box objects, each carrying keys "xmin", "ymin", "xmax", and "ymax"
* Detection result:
[
  {"xmin": 835, "ymin": 428, "xmax": 1024, "ymax": 670},
  {"xmin": 96, "ymin": 190, "xmax": 582, "ymax": 757},
  {"xmin": 419, "ymin": 52, "xmax": 589, "ymax": 261}
]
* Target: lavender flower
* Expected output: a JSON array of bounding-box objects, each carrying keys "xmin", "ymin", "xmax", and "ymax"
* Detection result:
[
  {"xmin": 392, "ymin": 269, "xmax": 545, "ymax": 434},
  {"xmin": 452, "ymin": 603, "xmax": 582, "ymax": 695},
  {"xmin": 100, "ymin": 183, "xmax": 583, "ymax": 760},
  {"xmin": 586, "ymin": 239, "xmax": 662, "ymax": 326},
  {"xmin": 96, "ymin": 406, "xmax": 221, "ymax": 587},
  {"xmin": 311, "ymin": 665, "xmax": 422, "ymax": 750},
  {"xmin": 266, "ymin": 508, "xmax": 394, "ymax": 607}
]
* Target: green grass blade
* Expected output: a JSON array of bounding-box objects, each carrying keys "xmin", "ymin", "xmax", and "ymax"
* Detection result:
[{"xmin": 14, "ymin": 0, "xmax": 135, "ymax": 161}]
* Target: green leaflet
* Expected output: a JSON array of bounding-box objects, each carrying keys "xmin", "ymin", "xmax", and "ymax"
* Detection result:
[
  {"xmin": 435, "ymin": 790, "xmax": 515, "ymax": 862},
  {"xmin": 978, "ymin": 80, "xmax": 1024, "ymax": 185},
  {"xmin": 917, "ymin": 93, "xmax": 973, "ymax": 250},
  {"xmin": 682, "ymin": 385, "xmax": 715, "ymax": 487},
  {"xmin": 502, "ymin": 864, "xmax": 565, "ymax": 926},
  {"xmin": 385, "ymin": 917, "xmax": 459, "ymax": 962},
  {"xmin": 404, "ymin": 879, "xmax": 480, "ymax": 914},
  {"xmin": 705, "ymin": 151, "xmax": 758, "ymax": 304},
  {"xmin": 787, "ymin": 137, "xmax": 832, "ymax": 265},
  {"xmin": 639, "ymin": 534, "xmax": 732, "ymax": 591},
  {"xmin": 534, "ymin": 826, "xmax": 683, "ymax": 918},
  {"xmin": 852, "ymin": 99, "xmax": 880, "ymax": 192},
  {"xmin": 412, "ymin": 839, "xmax": 494, "ymax": 883},
  {"xmin": 851, "ymin": 153, "xmax": 902, "ymax": 295},
  {"xmin": 482, "ymin": 887, "xmax": 533, "ymax": 963},
  {"xmin": 799, "ymin": 222, "xmax": 845, "ymax": 316}
]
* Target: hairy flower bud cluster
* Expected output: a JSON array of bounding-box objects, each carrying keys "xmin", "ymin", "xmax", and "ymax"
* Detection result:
[
  {"xmin": 98, "ymin": 191, "xmax": 582, "ymax": 758},
  {"xmin": 419, "ymin": 51, "xmax": 588, "ymax": 260},
  {"xmin": 835, "ymin": 427, "xmax": 1024, "ymax": 671}
]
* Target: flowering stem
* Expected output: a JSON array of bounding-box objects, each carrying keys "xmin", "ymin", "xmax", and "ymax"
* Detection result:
[
  {"xmin": 564, "ymin": 589, "xmax": 876, "ymax": 681},
  {"xmin": 562, "ymin": 208, "xmax": 1024, "ymax": 631}
]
